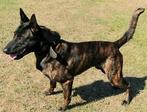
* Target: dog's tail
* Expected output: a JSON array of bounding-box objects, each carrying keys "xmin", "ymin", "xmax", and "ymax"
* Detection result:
[{"xmin": 114, "ymin": 8, "xmax": 145, "ymax": 48}]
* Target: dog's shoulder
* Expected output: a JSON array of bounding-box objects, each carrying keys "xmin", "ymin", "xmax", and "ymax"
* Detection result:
[{"xmin": 55, "ymin": 41, "xmax": 70, "ymax": 56}]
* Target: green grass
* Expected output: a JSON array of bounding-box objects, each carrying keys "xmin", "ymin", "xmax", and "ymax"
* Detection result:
[{"xmin": 0, "ymin": 0, "xmax": 147, "ymax": 112}]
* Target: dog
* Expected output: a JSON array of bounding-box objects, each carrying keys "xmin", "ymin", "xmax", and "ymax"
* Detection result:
[{"xmin": 3, "ymin": 8, "xmax": 145, "ymax": 111}]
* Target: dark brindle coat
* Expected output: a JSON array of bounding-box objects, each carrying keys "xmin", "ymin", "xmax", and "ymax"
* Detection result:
[{"xmin": 3, "ymin": 8, "xmax": 145, "ymax": 111}]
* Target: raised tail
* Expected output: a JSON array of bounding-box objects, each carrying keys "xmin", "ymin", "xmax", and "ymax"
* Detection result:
[{"xmin": 114, "ymin": 8, "xmax": 145, "ymax": 48}]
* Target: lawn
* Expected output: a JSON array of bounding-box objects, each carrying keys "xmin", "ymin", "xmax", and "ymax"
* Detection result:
[{"xmin": 0, "ymin": 0, "xmax": 147, "ymax": 112}]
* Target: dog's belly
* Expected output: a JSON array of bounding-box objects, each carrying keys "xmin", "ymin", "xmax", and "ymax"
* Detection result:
[{"xmin": 66, "ymin": 51, "xmax": 97, "ymax": 75}]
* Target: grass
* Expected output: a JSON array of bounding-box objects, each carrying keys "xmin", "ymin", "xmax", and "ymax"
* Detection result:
[{"xmin": 0, "ymin": 0, "xmax": 147, "ymax": 112}]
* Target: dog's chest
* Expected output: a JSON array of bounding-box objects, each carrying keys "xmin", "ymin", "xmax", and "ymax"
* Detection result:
[{"xmin": 41, "ymin": 61, "xmax": 72, "ymax": 82}]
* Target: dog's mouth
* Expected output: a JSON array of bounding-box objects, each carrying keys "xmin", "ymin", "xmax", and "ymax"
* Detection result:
[{"xmin": 8, "ymin": 48, "xmax": 27, "ymax": 60}]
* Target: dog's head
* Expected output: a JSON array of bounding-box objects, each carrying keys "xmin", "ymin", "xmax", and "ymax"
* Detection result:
[{"xmin": 3, "ymin": 8, "xmax": 60, "ymax": 60}]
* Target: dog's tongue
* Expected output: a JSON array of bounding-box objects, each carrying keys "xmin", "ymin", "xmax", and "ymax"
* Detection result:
[{"xmin": 9, "ymin": 54, "xmax": 17, "ymax": 60}]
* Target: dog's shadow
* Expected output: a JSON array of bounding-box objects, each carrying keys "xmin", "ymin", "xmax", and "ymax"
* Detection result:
[{"xmin": 68, "ymin": 76, "xmax": 147, "ymax": 109}]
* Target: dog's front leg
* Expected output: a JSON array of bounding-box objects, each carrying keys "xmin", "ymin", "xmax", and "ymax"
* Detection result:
[
  {"xmin": 44, "ymin": 80, "xmax": 57, "ymax": 95},
  {"xmin": 59, "ymin": 79, "xmax": 74, "ymax": 111}
]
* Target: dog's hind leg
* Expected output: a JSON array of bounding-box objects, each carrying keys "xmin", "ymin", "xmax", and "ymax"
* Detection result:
[
  {"xmin": 110, "ymin": 70, "xmax": 131, "ymax": 105},
  {"xmin": 59, "ymin": 79, "xmax": 74, "ymax": 111},
  {"xmin": 104, "ymin": 55, "xmax": 132, "ymax": 105}
]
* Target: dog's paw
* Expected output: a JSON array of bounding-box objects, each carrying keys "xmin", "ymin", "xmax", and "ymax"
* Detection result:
[
  {"xmin": 58, "ymin": 106, "xmax": 66, "ymax": 112},
  {"xmin": 44, "ymin": 90, "xmax": 55, "ymax": 96},
  {"xmin": 121, "ymin": 100, "xmax": 129, "ymax": 106}
]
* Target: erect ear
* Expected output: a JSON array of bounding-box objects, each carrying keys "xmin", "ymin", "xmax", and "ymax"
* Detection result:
[
  {"xmin": 30, "ymin": 14, "xmax": 39, "ymax": 32},
  {"xmin": 20, "ymin": 8, "xmax": 29, "ymax": 23}
]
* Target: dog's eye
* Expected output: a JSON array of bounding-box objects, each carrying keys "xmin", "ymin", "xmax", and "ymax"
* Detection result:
[{"xmin": 16, "ymin": 36, "xmax": 23, "ymax": 42}]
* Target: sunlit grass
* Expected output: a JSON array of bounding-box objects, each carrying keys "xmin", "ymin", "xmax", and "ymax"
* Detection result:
[{"xmin": 0, "ymin": 0, "xmax": 147, "ymax": 112}]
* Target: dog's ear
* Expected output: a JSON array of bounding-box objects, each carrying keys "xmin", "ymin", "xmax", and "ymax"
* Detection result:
[
  {"xmin": 30, "ymin": 14, "xmax": 40, "ymax": 32},
  {"xmin": 20, "ymin": 8, "xmax": 29, "ymax": 23}
]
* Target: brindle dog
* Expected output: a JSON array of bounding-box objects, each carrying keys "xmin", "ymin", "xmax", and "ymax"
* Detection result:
[{"xmin": 3, "ymin": 8, "xmax": 145, "ymax": 111}]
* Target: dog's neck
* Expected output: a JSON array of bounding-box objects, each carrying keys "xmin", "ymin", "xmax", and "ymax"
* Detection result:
[
  {"xmin": 34, "ymin": 40, "xmax": 65, "ymax": 71},
  {"xmin": 34, "ymin": 26, "xmax": 66, "ymax": 71},
  {"xmin": 33, "ymin": 26, "xmax": 52, "ymax": 71},
  {"xmin": 34, "ymin": 46, "xmax": 49, "ymax": 71}
]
